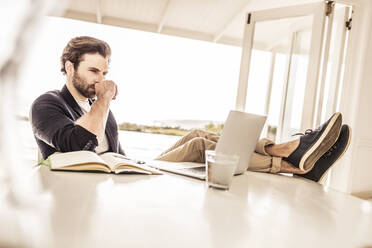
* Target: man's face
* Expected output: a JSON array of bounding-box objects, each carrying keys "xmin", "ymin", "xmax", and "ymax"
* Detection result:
[{"xmin": 72, "ymin": 53, "xmax": 109, "ymax": 98}]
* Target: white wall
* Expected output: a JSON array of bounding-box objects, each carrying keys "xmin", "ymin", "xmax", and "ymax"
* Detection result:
[
  {"xmin": 349, "ymin": 9, "xmax": 372, "ymax": 195},
  {"xmin": 330, "ymin": 0, "xmax": 372, "ymax": 195}
]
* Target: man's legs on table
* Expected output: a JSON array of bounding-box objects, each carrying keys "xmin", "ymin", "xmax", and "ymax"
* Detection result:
[
  {"xmin": 155, "ymin": 134, "xmax": 303, "ymax": 174},
  {"xmin": 249, "ymin": 112, "xmax": 344, "ymax": 177},
  {"xmin": 155, "ymin": 130, "xmax": 218, "ymax": 162},
  {"xmin": 249, "ymin": 138, "xmax": 305, "ymax": 174},
  {"xmin": 158, "ymin": 129, "xmax": 219, "ymax": 157},
  {"xmin": 155, "ymin": 112, "xmax": 345, "ymax": 179}
]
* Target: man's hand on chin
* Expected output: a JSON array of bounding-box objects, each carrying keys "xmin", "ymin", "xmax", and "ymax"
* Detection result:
[
  {"xmin": 75, "ymin": 80, "xmax": 118, "ymax": 143},
  {"xmin": 95, "ymin": 80, "xmax": 118, "ymax": 101}
]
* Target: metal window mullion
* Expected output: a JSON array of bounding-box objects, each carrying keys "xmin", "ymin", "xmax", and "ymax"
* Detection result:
[
  {"xmin": 278, "ymin": 32, "xmax": 296, "ymax": 142},
  {"xmin": 235, "ymin": 13, "xmax": 255, "ymax": 111},
  {"xmin": 315, "ymin": 3, "xmax": 335, "ymax": 126},
  {"xmin": 264, "ymin": 52, "xmax": 276, "ymax": 116},
  {"xmin": 333, "ymin": 7, "xmax": 351, "ymax": 112},
  {"xmin": 300, "ymin": 3, "xmax": 328, "ymax": 130},
  {"xmin": 324, "ymin": 6, "xmax": 350, "ymax": 117},
  {"xmin": 262, "ymin": 52, "xmax": 276, "ymax": 138}
]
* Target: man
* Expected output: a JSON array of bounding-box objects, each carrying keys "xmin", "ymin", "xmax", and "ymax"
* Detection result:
[
  {"xmin": 31, "ymin": 36, "xmax": 124, "ymax": 159},
  {"xmin": 31, "ymin": 36, "xmax": 350, "ymax": 183}
]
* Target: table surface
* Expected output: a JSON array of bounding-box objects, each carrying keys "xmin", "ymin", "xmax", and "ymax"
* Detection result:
[{"xmin": 2, "ymin": 166, "xmax": 372, "ymax": 248}]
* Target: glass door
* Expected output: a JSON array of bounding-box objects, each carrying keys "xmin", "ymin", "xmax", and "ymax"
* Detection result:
[
  {"xmin": 315, "ymin": 4, "xmax": 352, "ymax": 125},
  {"xmin": 236, "ymin": 2, "xmax": 332, "ymax": 142}
]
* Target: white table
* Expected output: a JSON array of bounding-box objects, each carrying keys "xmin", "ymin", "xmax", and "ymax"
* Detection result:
[{"xmin": 2, "ymin": 166, "xmax": 372, "ymax": 248}]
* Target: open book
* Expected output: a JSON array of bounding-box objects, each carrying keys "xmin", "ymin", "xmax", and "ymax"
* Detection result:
[{"xmin": 44, "ymin": 151, "xmax": 162, "ymax": 175}]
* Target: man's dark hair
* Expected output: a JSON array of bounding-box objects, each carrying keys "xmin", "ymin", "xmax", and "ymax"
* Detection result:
[{"xmin": 60, "ymin": 36, "xmax": 111, "ymax": 74}]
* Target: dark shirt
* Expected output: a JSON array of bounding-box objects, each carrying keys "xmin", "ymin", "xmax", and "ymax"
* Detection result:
[{"xmin": 31, "ymin": 85, "xmax": 125, "ymax": 160}]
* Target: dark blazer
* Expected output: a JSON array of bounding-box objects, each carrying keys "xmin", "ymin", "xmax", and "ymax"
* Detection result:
[{"xmin": 31, "ymin": 85, "xmax": 125, "ymax": 160}]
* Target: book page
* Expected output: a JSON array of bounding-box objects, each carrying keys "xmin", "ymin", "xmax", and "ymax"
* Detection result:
[
  {"xmin": 100, "ymin": 153, "xmax": 162, "ymax": 175},
  {"xmin": 99, "ymin": 153, "xmax": 136, "ymax": 170},
  {"xmin": 49, "ymin": 151, "xmax": 108, "ymax": 170}
]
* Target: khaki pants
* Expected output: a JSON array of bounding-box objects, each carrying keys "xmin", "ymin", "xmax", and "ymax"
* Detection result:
[{"xmin": 155, "ymin": 129, "xmax": 282, "ymax": 173}]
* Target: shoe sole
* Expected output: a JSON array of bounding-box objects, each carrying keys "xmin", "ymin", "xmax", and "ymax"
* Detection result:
[
  {"xmin": 318, "ymin": 125, "xmax": 351, "ymax": 183},
  {"xmin": 299, "ymin": 112, "xmax": 342, "ymax": 171}
]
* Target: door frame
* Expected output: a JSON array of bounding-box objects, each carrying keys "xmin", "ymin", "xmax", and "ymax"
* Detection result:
[{"xmin": 235, "ymin": 2, "xmax": 329, "ymax": 134}]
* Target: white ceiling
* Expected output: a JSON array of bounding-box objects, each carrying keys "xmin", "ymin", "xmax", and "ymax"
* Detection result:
[{"xmin": 52, "ymin": 0, "xmax": 319, "ymax": 47}]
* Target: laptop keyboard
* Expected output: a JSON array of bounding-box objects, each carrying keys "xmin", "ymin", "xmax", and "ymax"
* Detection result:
[{"xmin": 179, "ymin": 166, "xmax": 206, "ymax": 175}]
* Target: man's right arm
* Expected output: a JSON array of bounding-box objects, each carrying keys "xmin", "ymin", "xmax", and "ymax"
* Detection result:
[
  {"xmin": 74, "ymin": 80, "xmax": 117, "ymax": 143},
  {"xmin": 32, "ymin": 81, "xmax": 117, "ymax": 155},
  {"xmin": 31, "ymin": 93, "xmax": 99, "ymax": 153}
]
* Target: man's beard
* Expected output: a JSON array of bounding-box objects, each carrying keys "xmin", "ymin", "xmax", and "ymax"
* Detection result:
[{"xmin": 72, "ymin": 72, "xmax": 95, "ymax": 98}]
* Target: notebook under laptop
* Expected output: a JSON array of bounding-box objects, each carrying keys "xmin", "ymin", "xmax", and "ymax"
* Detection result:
[{"xmin": 147, "ymin": 110, "xmax": 267, "ymax": 180}]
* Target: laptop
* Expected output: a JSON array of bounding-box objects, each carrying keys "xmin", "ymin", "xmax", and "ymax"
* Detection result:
[{"xmin": 147, "ymin": 110, "xmax": 267, "ymax": 180}]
